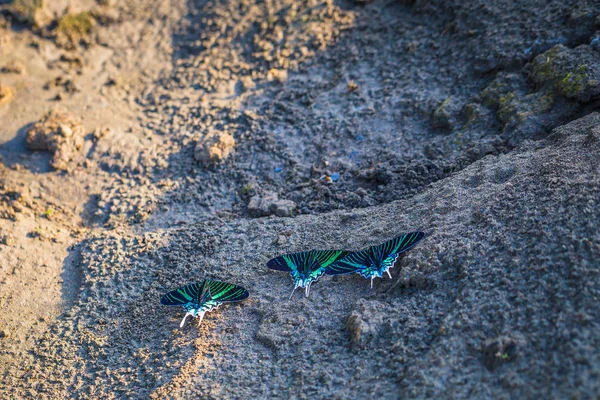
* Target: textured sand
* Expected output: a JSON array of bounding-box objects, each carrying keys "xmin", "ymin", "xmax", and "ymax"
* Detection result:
[{"xmin": 1, "ymin": 0, "xmax": 599, "ymax": 398}]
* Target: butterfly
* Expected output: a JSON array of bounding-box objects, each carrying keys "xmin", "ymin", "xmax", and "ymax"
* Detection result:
[
  {"xmin": 325, "ymin": 232, "xmax": 426, "ymax": 288},
  {"xmin": 267, "ymin": 249, "xmax": 348, "ymax": 298},
  {"xmin": 160, "ymin": 279, "xmax": 249, "ymax": 328}
]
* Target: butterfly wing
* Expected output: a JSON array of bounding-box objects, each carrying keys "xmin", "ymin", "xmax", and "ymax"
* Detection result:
[
  {"xmin": 367, "ymin": 231, "xmax": 426, "ymax": 277},
  {"xmin": 160, "ymin": 280, "xmax": 248, "ymax": 309},
  {"xmin": 312, "ymin": 249, "xmax": 348, "ymax": 268},
  {"xmin": 324, "ymin": 250, "xmax": 370, "ymax": 275},
  {"xmin": 376, "ymin": 231, "xmax": 426, "ymax": 257},
  {"xmin": 202, "ymin": 279, "xmax": 249, "ymax": 304},
  {"xmin": 267, "ymin": 250, "xmax": 329, "ymax": 297},
  {"xmin": 267, "ymin": 250, "xmax": 323, "ymax": 283},
  {"xmin": 160, "ymin": 281, "xmax": 204, "ymax": 306},
  {"xmin": 325, "ymin": 232, "xmax": 425, "ymax": 277},
  {"xmin": 266, "ymin": 250, "xmax": 309, "ymax": 272},
  {"xmin": 298, "ymin": 251, "xmax": 327, "ymax": 283},
  {"xmin": 162, "ymin": 280, "xmax": 249, "ymax": 328}
]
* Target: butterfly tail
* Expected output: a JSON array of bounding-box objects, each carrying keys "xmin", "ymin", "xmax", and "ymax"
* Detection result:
[
  {"xmin": 289, "ymin": 286, "xmax": 298, "ymax": 300},
  {"xmin": 305, "ymin": 284, "xmax": 311, "ymax": 297},
  {"xmin": 180, "ymin": 311, "xmax": 193, "ymax": 328},
  {"xmin": 196, "ymin": 311, "xmax": 206, "ymax": 326}
]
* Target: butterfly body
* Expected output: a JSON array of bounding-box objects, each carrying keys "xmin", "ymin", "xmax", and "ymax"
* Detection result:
[
  {"xmin": 267, "ymin": 249, "xmax": 347, "ymax": 298},
  {"xmin": 160, "ymin": 279, "xmax": 249, "ymax": 327},
  {"xmin": 354, "ymin": 247, "xmax": 398, "ymax": 280},
  {"xmin": 326, "ymin": 232, "xmax": 426, "ymax": 287},
  {"xmin": 286, "ymin": 251, "xmax": 324, "ymax": 297}
]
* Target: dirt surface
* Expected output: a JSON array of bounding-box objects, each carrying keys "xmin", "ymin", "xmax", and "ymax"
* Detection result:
[{"xmin": 1, "ymin": 0, "xmax": 599, "ymax": 398}]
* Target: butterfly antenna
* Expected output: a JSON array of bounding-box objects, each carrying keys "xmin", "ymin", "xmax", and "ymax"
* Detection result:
[
  {"xmin": 289, "ymin": 286, "xmax": 298, "ymax": 300},
  {"xmin": 180, "ymin": 311, "xmax": 193, "ymax": 328},
  {"xmin": 386, "ymin": 270, "xmax": 392, "ymax": 279}
]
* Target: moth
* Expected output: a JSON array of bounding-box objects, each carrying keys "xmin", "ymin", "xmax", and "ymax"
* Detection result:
[
  {"xmin": 267, "ymin": 249, "xmax": 348, "ymax": 298},
  {"xmin": 160, "ymin": 279, "xmax": 249, "ymax": 328},
  {"xmin": 326, "ymin": 232, "xmax": 426, "ymax": 287}
]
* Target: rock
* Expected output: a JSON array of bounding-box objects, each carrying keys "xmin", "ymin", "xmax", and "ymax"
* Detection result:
[
  {"xmin": 481, "ymin": 335, "xmax": 520, "ymax": 371},
  {"xmin": 345, "ymin": 310, "xmax": 366, "ymax": 347},
  {"xmin": 247, "ymin": 192, "xmax": 296, "ymax": 217},
  {"xmin": 93, "ymin": 127, "xmax": 111, "ymax": 141},
  {"xmin": 25, "ymin": 109, "xmax": 85, "ymax": 170},
  {"xmin": 8, "ymin": 0, "xmax": 52, "ymax": 28},
  {"xmin": 480, "ymin": 70, "xmax": 576, "ymax": 146},
  {"xmin": 0, "ymin": 83, "xmax": 15, "ymax": 107},
  {"xmin": 432, "ymin": 96, "xmax": 461, "ymax": 131},
  {"xmin": 266, "ymin": 68, "xmax": 288, "ymax": 83},
  {"xmin": 481, "ymin": 72, "xmax": 526, "ymax": 109},
  {"xmin": 345, "ymin": 299, "xmax": 388, "ymax": 348},
  {"xmin": 193, "ymin": 131, "xmax": 235, "ymax": 164},
  {"xmin": 531, "ymin": 45, "xmax": 600, "ymax": 102},
  {"xmin": 0, "ymin": 329, "xmax": 9, "ymax": 338},
  {"xmin": 54, "ymin": 12, "xmax": 96, "ymax": 49},
  {"xmin": 479, "ymin": 72, "xmax": 555, "ymax": 126},
  {"xmin": 2, "ymin": 235, "xmax": 15, "ymax": 246},
  {"xmin": 1, "ymin": 60, "xmax": 25, "ymax": 75}
]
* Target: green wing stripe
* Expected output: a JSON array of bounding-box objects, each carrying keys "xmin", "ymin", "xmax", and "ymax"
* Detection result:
[
  {"xmin": 267, "ymin": 250, "xmax": 330, "ymax": 291},
  {"xmin": 205, "ymin": 279, "xmax": 249, "ymax": 303},
  {"xmin": 387, "ymin": 231, "xmax": 425, "ymax": 255},
  {"xmin": 160, "ymin": 281, "xmax": 202, "ymax": 306},
  {"xmin": 325, "ymin": 250, "xmax": 368, "ymax": 275},
  {"xmin": 284, "ymin": 254, "xmax": 300, "ymax": 271},
  {"xmin": 267, "ymin": 251, "xmax": 314, "ymax": 272},
  {"xmin": 325, "ymin": 232, "xmax": 425, "ymax": 277},
  {"xmin": 312, "ymin": 250, "xmax": 348, "ymax": 268},
  {"xmin": 161, "ymin": 280, "xmax": 248, "ymax": 306}
]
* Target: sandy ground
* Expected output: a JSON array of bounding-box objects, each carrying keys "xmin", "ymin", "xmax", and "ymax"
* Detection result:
[{"xmin": 0, "ymin": 0, "xmax": 599, "ymax": 398}]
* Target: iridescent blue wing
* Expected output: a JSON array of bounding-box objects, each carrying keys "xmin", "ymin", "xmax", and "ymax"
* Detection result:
[
  {"xmin": 203, "ymin": 279, "xmax": 249, "ymax": 304},
  {"xmin": 160, "ymin": 280, "xmax": 248, "ymax": 308},
  {"xmin": 267, "ymin": 250, "xmax": 328, "ymax": 297},
  {"xmin": 160, "ymin": 281, "xmax": 204, "ymax": 306},
  {"xmin": 365, "ymin": 231, "xmax": 426, "ymax": 281},
  {"xmin": 380, "ymin": 253, "xmax": 399, "ymax": 272},
  {"xmin": 267, "ymin": 250, "xmax": 326, "ymax": 280},
  {"xmin": 266, "ymin": 250, "xmax": 311, "ymax": 272},
  {"xmin": 312, "ymin": 249, "xmax": 349, "ymax": 268},
  {"xmin": 325, "ymin": 250, "xmax": 370, "ymax": 275},
  {"xmin": 161, "ymin": 280, "xmax": 249, "ymax": 328},
  {"xmin": 325, "ymin": 232, "xmax": 425, "ymax": 277},
  {"xmin": 375, "ymin": 231, "xmax": 425, "ymax": 257},
  {"xmin": 290, "ymin": 251, "xmax": 324, "ymax": 285}
]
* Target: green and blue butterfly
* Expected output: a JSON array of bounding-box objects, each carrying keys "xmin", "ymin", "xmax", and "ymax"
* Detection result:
[
  {"xmin": 326, "ymin": 231, "xmax": 426, "ymax": 287},
  {"xmin": 267, "ymin": 249, "xmax": 348, "ymax": 298},
  {"xmin": 160, "ymin": 279, "xmax": 249, "ymax": 327}
]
